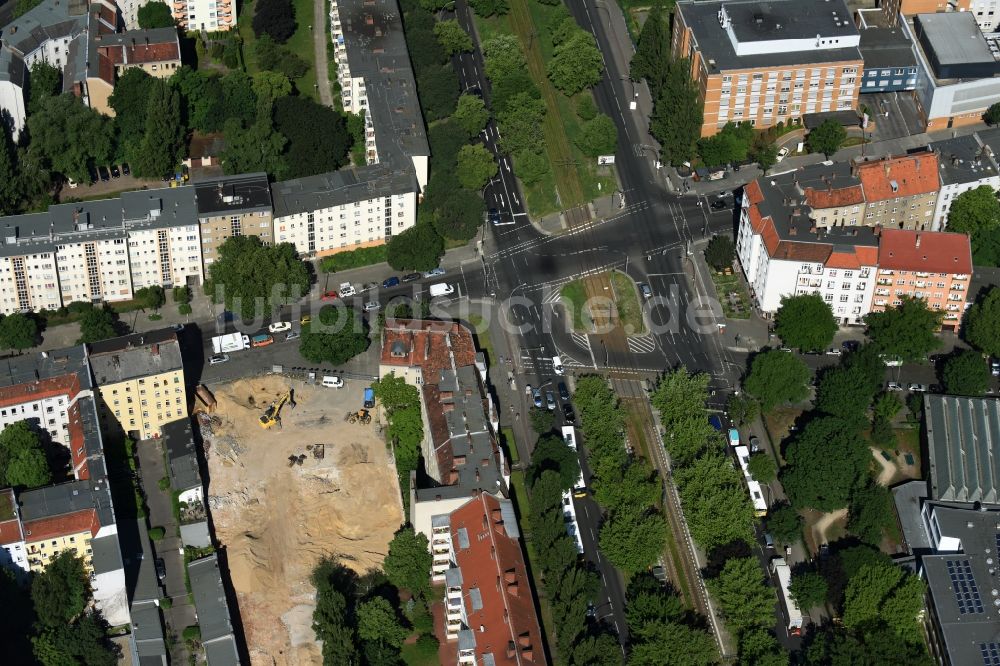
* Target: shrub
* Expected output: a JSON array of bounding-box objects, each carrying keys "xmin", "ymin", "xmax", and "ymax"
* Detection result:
[
  {"xmin": 178, "ymin": 303, "xmax": 192, "ymax": 315},
  {"xmin": 149, "ymin": 526, "xmax": 166, "ymax": 540}
]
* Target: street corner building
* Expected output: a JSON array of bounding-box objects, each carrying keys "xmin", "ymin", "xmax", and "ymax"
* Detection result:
[{"xmin": 671, "ymin": 0, "xmax": 863, "ymax": 136}]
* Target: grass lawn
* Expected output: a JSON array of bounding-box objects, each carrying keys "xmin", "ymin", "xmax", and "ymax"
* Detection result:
[
  {"xmin": 502, "ymin": 427, "xmax": 519, "ymax": 464},
  {"xmin": 237, "ymin": 0, "xmax": 259, "ymax": 72},
  {"xmin": 710, "ymin": 270, "xmax": 751, "ymax": 319},
  {"xmin": 468, "ymin": 314, "xmax": 493, "ymax": 363},
  {"xmin": 238, "ymin": 0, "xmax": 319, "ymax": 102},
  {"xmin": 841, "ymin": 136, "xmax": 868, "ymax": 148},
  {"xmin": 610, "ymin": 270, "xmax": 646, "ymax": 335},
  {"xmin": 401, "ymin": 639, "xmax": 438, "ymax": 666},
  {"xmin": 560, "ymin": 279, "xmax": 591, "ymax": 332}
]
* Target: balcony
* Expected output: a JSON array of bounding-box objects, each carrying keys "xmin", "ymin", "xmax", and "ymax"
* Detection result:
[
  {"xmin": 916, "ymin": 272, "xmax": 929, "ymax": 278},
  {"xmin": 950, "ymin": 284, "xmax": 966, "ymax": 291},
  {"xmin": 874, "ymin": 299, "xmax": 887, "ymax": 307},
  {"xmin": 915, "ymin": 281, "xmax": 926, "ymax": 288},
  {"xmin": 876, "ymin": 279, "xmax": 892, "ymax": 286},
  {"xmin": 875, "ymin": 289, "xmax": 889, "ymax": 297}
]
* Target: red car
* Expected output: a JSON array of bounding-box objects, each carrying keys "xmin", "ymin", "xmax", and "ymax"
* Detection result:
[{"xmin": 321, "ymin": 291, "xmax": 340, "ymax": 301}]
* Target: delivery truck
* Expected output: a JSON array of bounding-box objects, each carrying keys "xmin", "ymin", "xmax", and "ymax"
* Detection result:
[
  {"xmin": 771, "ymin": 557, "xmax": 804, "ymax": 636},
  {"xmin": 429, "ymin": 283, "xmax": 455, "ymax": 297},
  {"xmin": 211, "ymin": 333, "xmax": 248, "ymax": 354}
]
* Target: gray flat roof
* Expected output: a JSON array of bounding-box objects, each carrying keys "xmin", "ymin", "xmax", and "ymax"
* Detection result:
[
  {"xmin": 891, "ymin": 480, "xmax": 931, "ymax": 554},
  {"xmin": 858, "ymin": 27, "xmax": 916, "ymax": 70},
  {"xmin": 194, "ymin": 173, "xmax": 272, "ymax": 217},
  {"xmin": 130, "ymin": 602, "xmax": 168, "ymax": 664},
  {"xmin": 18, "ymin": 477, "xmax": 115, "ymax": 529},
  {"xmin": 677, "ymin": 0, "xmax": 863, "ymax": 72},
  {"xmin": 925, "ymin": 395, "xmax": 1000, "ymax": 504},
  {"xmin": 271, "ymin": 162, "xmax": 419, "ymax": 218},
  {"xmin": 88, "ymin": 330, "xmax": 183, "ymax": 384},
  {"xmin": 929, "ymin": 134, "xmax": 998, "ymax": 187},
  {"xmin": 0, "ymin": 345, "xmax": 89, "ymax": 390},
  {"xmin": 188, "ymin": 554, "xmax": 240, "ymax": 666},
  {"xmin": 337, "ymin": 0, "xmax": 429, "ymax": 163},
  {"xmin": 162, "ymin": 419, "xmax": 202, "ymax": 493},
  {"xmin": 915, "ymin": 12, "xmax": 994, "ymax": 67},
  {"xmin": 90, "ymin": 532, "xmax": 123, "ymax": 575}
]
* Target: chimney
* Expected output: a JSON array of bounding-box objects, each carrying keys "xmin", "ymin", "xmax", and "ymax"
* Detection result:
[
  {"xmin": 788, "ymin": 225, "xmax": 798, "ymax": 236},
  {"xmin": 915, "ymin": 234, "xmax": 921, "ymax": 248},
  {"xmin": 507, "ymin": 643, "xmax": 516, "ymax": 659},
  {"xmin": 874, "ymin": 224, "xmax": 882, "ymax": 236},
  {"xmin": 884, "ymin": 160, "xmax": 890, "ymax": 177}
]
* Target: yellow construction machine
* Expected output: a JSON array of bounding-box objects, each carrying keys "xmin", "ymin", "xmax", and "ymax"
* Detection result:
[{"xmin": 259, "ymin": 390, "xmax": 294, "ymax": 429}]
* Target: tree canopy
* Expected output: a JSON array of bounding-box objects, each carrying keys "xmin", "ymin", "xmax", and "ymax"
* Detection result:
[
  {"xmin": 864, "ymin": 297, "xmax": 943, "ymax": 362},
  {"xmin": 965, "ymin": 286, "xmax": 1000, "ymax": 357},
  {"xmin": 137, "ymin": 1, "xmax": 174, "ymax": 28},
  {"xmin": 766, "ymin": 503, "xmax": 803, "ymax": 545},
  {"xmin": 299, "ymin": 307, "xmax": 370, "ymax": 366},
  {"xmin": 27, "ymin": 94, "xmax": 114, "ymax": 183},
  {"xmin": 453, "ymin": 93, "xmax": 489, "ymax": 138},
  {"xmin": 206, "ymin": 236, "xmax": 310, "ymax": 319},
  {"xmin": 0, "ymin": 420, "xmax": 51, "ymax": 490},
  {"xmin": 274, "ymin": 96, "xmax": 351, "ymax": 179},
  {"xmin": 947, "ymin": 185, "xmax": 1000, "ymax": 237},
  {"xmin": 848, "ymin": 482, "xmax": 896, "ymax": 546},
  {"xmin": 576, "ymin": 114, "xmax": 618, "ymax": 158},
  {"xmin": 456, "ymin": 144, "xmax": 498, "ymax": 190},
  {"xmin": 253, "ymin": 0, "xmax": 296, "ymax": 43},
  {"xmin": 942, "ymin": 349, "xmax": 990, "ymax": 396},
  {"xmin": 32, "ymin": 551, "xmax": 88, "ymax": 627},
  {"xmin": 383, "ymin": 527, "xmax": 432, "ymax": 601},
  {"xmin": 386, "ymin": 222, "xmax": 444, "ymax": 271},
  {"xmin": 807, "ymin": 119, "xmax": 847, "ymax": 157},
  {"xmin": 0, "ymin": 313, "xmax": 37, "ymax": 350},
  {"xmin": 650, "ymin": 58, "xmax": 702, "ymax": 165},
  {"xmin": 789, "ymin": 571, "xmax": 828, "ymax": 611},
  {"xmin": 781, "ymin": 417, "xmax": 870, "ymax": 512},
  {"xmin": 744, "ymin": 350, "xmax": 811, "ymax": 412},
  {"xmin": 529, "ymin": 433, "xmax": 581, "ymax": 491},
  {"xmin": 133, "ymin": 80, "xmax": 185, "ymax": 178},
  {"xmin": 76, "ymin": 305, "xmax": 121, "ymax": 344},
  {"xmin": 630, "ymin": 0, "xmax": 670, "ymax": 96},
  {"xmin": 708, "ymin": 557, "xmax": 776, "ymax": 635},
  {"xmin": 775, "ymin": 294, "xmax": 838, "ymax": 351},
  {"xmin": 705, "ymin": 234, "xmax": 735, "ymax": 271},
  {"xmin": 434, "ymin": 20, "xmax": 473, "ymax": 55}
]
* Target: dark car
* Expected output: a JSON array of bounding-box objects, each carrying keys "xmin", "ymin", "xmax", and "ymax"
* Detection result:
[
  {"xmin": 154, "ymin": 558, "xmax": 166, "ymax": 582},
  {"xmin": 562, "ymin": 403, "xmax": 576, "ymax": 424},
  {"xmin": 121, "ymin": 163, "xmax": 131, "ymax": 176},
  {"xmin": 708, "ymin": 414, "xmax": 724, "ymax": 431},
  {"xmin": 382, "ymin": 276, "xmax": 400, "ymax": 288},
  {"xmin": 110, "ymin": 164, "xmax": 121, "ymax": 178},
  {"xmin": 841, "ymin": 340, "xmax": 861, "ymax": 352},
  {"xmin": 557, "ymin": 381, "xmax": 569, "ymax": 401},
  {"xmin": 466, "ymin": 86, "xmax": 483, "ymax": 97},
  {"xmin": 402, "ymin": 272, "xmax": 421, "ymax": 283},
  {"xmin": 98, "ymin": 166, "xmax": 110, "ymax": 182},
  {"xmin": 88, "ymin": 166, "xmax": 99, "ymax": 183},
  {"xmin": 488, "ymin": 208, "xmax": 501, "ymax": 225},
  {"xmin": 710, "ymin": 199, "xmax": 727, "ymax": 210}
]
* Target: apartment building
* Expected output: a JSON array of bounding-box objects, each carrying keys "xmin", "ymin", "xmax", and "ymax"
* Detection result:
[
  {"xmin": 330, "ymin": 0, "xmax": 429, "ymax": 190},
  {"xmin": 172, "ymin": 0, "xmax": 236, "ymax": 32},
  {"xmin": 854, "ymin": 151, "xmax": 940, "ymax": 230},
  {"xmin": 871, "ymin": 229, "xmax": 972, "ymax": 330},
  {"xmin": 441, "ymin": 493, "xmax": 545, "ymax": 665},
  {"xmin": 738, "ymin": 177, "xmax": 880, "ymax": 323},
  {"xmin": 928, "ymin": 132, "xmax": 1000, "ymax": 230},
  {"xmin": 671, "ymin": 0, "xmax": 863, "ymax": 137},
  {"xmin": 88, "ymin": 329, "xmax": 187, "ymax": 441},
  {"xmin": 271, "ymin": 164, "xmax": 419, "ymax": 258},
  {"xmin": 87, "ymin": 27, "xmax": 183, "ymax": 116},
  {"xmin": 194, "ymin": 174, "xmax": 274, "ymax": 271},
  {"xmin": 857, "ymin": 11, "xmax": 918, "ymax": 94},
  {"xmin": 0, "ymin": 186, "xmax": 201, "ymax": 315},
  {"xmin": 793, "ymin": 161, "xmax": 867, "ymax": 227}
]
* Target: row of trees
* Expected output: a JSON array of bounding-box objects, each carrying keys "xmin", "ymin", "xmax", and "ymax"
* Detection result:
[
  {"xmin": 626, "ymin": 574, "xmax": 718, "ymax": 665},
  {"xmin": 946, "ymin": 185, "xmax": 1000, "ymax": 267},
  {"xmin": 372, "ymin": 374, "xmax": 424, "ymax": 501},
  {"xmin": 573, "ymin": 376, "xmax": 667, "ymax": 576}
]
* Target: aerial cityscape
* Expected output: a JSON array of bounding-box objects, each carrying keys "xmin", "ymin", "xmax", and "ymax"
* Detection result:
[{"xmin": 0, "ymin": 0, "xmax": 998, "ymax": 663}]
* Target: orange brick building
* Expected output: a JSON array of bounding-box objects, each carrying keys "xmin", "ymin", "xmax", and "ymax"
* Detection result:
[{"xmin": 672, "ymin": 0, "xmax": 864, "ymax": 137}]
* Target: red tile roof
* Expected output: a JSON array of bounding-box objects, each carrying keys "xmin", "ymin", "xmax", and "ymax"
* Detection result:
[
  {"xmin": 856, "ymin": 153, "xmax": 940, "ymax": 202},
  {"xmin": 0, "ymin": 489, "xmax": 21, "ymax": 545},
  {"xmin": 877, "ymin": 229, "xmax": 973, "ymax": 275},
  {"xmin": 380, "ymin": 320, "xmax": 477, "ymax": 378},
  {"xmin": 771, "ymin": 241, "xmax": 831, "ymax": 263},
  {"xmin": 450, "ymin": 494, "xmax": 544, "ymax": 665},
  {"xmin": 0, "ymin": 374, "xmax": 80, "ymax": 410},
  {"xmin": 803, "ymin": 184, "xmax": 865, "ymax": 209},
  {"xmin": 100, "ymin": 41, "xmax": 180, "ymax": 66},
  {"xmin": 23, "ymin": 508, "xmax": 98, "ymax": 542},
  {"xmin": 67, "ymin": 401, "xmax": 90, "ymax": 481}
]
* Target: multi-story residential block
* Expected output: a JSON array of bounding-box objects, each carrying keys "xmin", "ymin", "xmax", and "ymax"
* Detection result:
[
  {"xmin": 870, "ymin": 229, "xmax": 971, "ymax": 330},
  {"xmin": 88, "ymin": 329, "xmax": 187, "ymax": 441},
  {"xmin": 857, "ymin": 11, "xmax": 918, "ymax": 94},
  {"xmin": 928, "ymin": 132, "xmax": 1000, "ymax": 230},
  {"xmin": 671, "ymin": 0, "xmax": 863, "ymax": 137},
  {"xmin": 904, "ymin": 12, "xmax": 1000, "ymax": 131},
  {"xmin": 172, "ymin": 0, "xmax": 236, "ymax": 32},
  {"xmin": 854, "ymin": 151, "xmax": 940, "ymax": 230},
  {"xmin": 194, "ymin": 173, "xmax": 274, "ymax": 272},
  {"xmin": 87, "ymin": 27, "xmax": 183, "ymax": 115},
  {"xmin": 271, "ymin": 164, "xmax": 419, "ymax": 258},
  {"xmin": 442, "ymin": 493, "xmax": 545, "ymax": 665},
  {"xmin": 0, "ymin": 186, "xmax": 201, "ymax": 315},
  {"xmin": 792, "ymin": 161, "xmax": 868, "ymax": 227},
  {"xmin": 330, "ymin": 0, "xmax": 430, "ymax": 190}
]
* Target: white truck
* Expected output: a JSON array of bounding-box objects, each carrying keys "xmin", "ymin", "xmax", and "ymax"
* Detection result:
[
  {"xmin": 771, "ymin": 557, "xmax": 804, "ymax": 636},
  {"xmin": 212, "ymin": 333, "xmax": 249, "ymax": 354},
  {"xmin": 429, "ymin": 283, "xmax": 455, "ymax": 297}
]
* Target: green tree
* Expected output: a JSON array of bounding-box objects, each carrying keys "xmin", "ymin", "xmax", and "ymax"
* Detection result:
[
  {"xmin": 110, "ymin": 68, "xmax": 156, "ymax": 162},
  {"xmin": 708, "ymin": 557, "xmax": 775, "ymax": 634},
  {"xmin": 942, "ymin": 349, "xmax": 990, "ymax": 396},
  {"xmin": 274, "ymin": 96, "xmax": 351, "ymax": 178},
  {"xmin": 744, "ymin": 350, "xmax": 811, "ymax": 412},
  {"xmin": 514, "ymin": 149, "xmax": 550, "ymax": 185},
  {"xmin": 775, "ymin": 294, "xmax": 838, "ymax": 351},
  {"xmin": 965, "ymin": 286, "xmax": 1000, "ymax": 357},
  {"xmin": 453, "ymin": 93, "xmax": 489, "ymax": 138},
  {"xmin": 675, "ymin": 452, "xmax": 756, "ymax": 549},
  {"xmin": 849, "ymin": 483, "xmax": 896, "ymax": 545},
  {"xmin": 864, "ymin": 296, "xmax": 943, "ymax": 362},
  {"xmin": 220, "ymin": 118, "xmax": 287, "ymax": 177},
  {"xmin": 431, "ymin": 188, "xmax": 484, "ymax": 241},
  {"xmin": 134, "ymin": 286, "xmax": 166, "ymax": 310},
  {"xmin": 806, "ymin": 119, "xmax": 847, "ymax": 157},
  {"xmin": 766, "ymin": 504, "xmax": 803, "ymax": 544},
  {"xmin": 32, "ymin": 551, "xmax": 87, "ymax": 627},
  {"xmin": 299, "ymin": 310, "xmax": 369, "ymax": 365},
  {"xmin": 434, "ymin": 19, "xmax": 472, "ymax": 54},
  {"xmin": 251, "ymin": 71, "xmax": 293, "ymax": 115},
  {"xmin": 630, "ymin": 0, "xmax": 669, "ymax": 95},
  {"xmin": 593, "ymin": 459, "xmax": 660, "ymax": 514},
  {"xmin": 383, "ymin": 527, "xmax": 432, "ymax": 600},
  {"xmin": 170, "ymin": 67, "xmax": 226, "ymax": 133},
  {"xmin": 220, "ymin": 70, "xmax": 259, "ymax": 125},
  {"xmin": 416, "ymin": 65, "xmax": 460, "ymax": 122},
  {"xmin": 576, "ymin": 114, "xmax": 618, "ymax": 157},
  {"xmin": 27, "ymin": 94, "xmax": 114, "ymax": 183},
  {"xmin": 27, "ymin": 62, "xmax": 62, "ymax": 116},
  {"xmin": 529, "ymin": 434, "xmax": 581, "ymax": 491},
  {"xmin": 311, "ymin": 559, "xmax": 358, "ymax": 665},
  {"xmin": 496, "ymin": 93, "xmax": 546, "ymax": 155},
  {"xmin": 253, "ymin": 0, "xmax": 296, "ymax": 43},
  {"xmin": 253, "ymin": 35, "xmax": 310, "ymax": 79},
  {"xmin": 529, "ymin": 407, "xmax": 554, "ymax": 434},
  {"xmin": 815, "ymin": 346, "xmax": 885, "ymax": 422},
  {"xmin": 947, "ymin": 184, "xmax": 1000, "ymax": 237},
  {"xmin": 650, "ymin": 58, "xmax": 703, "ymax": 165},
  {"xmin": 32, "ymin": 613, "xmax": 117, "ymax": 666},
  {"xmin": 456, "ymin": 144, "xmax": 497, "ymax": 190},
  {"xmin": 843, "ymin": 561, "xmax": 926, "ymax": 643},
  {"xmin": 705, "ymin": 234, "xmax": 735, "ymax": 271},
  {"xmin": 386, "ymin": 222, "xmax": 444, "ymax": 271},
  {"xmin": 373, "ymin": 373, "xmax": 420, "ymax": 411},
  {"xmin": 781, "ymin": 417, "xmax": 870, "ymax": 511},
  {"xmin": 789, "ymin": 571, "xmax": 828, "ymax": 610},
  {"xmin": 77, "ymin": 305, "xmax": 120, "ymax": 344},
  {"xmin": 698, "ymin": 122, "xmax": 753, "ymax": 167},
  {"xmin": 0, "ymin": 125, "xmax": 20, "ymax": 215},
  {"xmin": 630, "ymin": 621, "xmax": 718, "ymax": 665},
  {"xmin": 547, "ymin": 32, "xmax": 604, "ymax": 95},
  {"xmin": 468, "ymin": 0, "xmax": 508, "ymax": 17},
  {"xmin": 872, "ymin": 391, "xmax": 903, "ymax": 423},
  {"xmin": 0, "ymin": 420, "xmax": 51, "ymax": 489},
  {"xmin": 137, "ymin": 1, "xmax": 175, "ymax": 28},
  {"xmin": 172, "ymin": 286, "xmax": 192, "ymax": 304},
  {"xmin": 0, "ymin": 313, "xmax": 37, "ymax": 350},
  {"xmin": 727, "ymin": 394, "xmax": 760, "ymax": 427},
  {"xmin": 600, "ymin": 507, "xmax": 667, "ymax": 575},
  {"xmin": 482, "ymin": 34, "xmax": 526, "ymax": 82},
  {"xmin": 986, "ymin": 102, "xmax": 1000, "ymax": 125},
  {"xmin": 357, "ymin": 597, "xmax": 408, "ymax": 648},
  {"xmin": 738, "ymin": 629, "xmax": 787, "ymax": 666},
  {"xmin": 207, "ymin": 236, "xmax": 309, "ymax": 318},
  {"xmin": 746, "ymin": 452, "xmax": 777, "ymax": 483}
]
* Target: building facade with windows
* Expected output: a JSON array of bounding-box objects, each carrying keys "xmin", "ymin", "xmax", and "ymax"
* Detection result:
[
  {"xmin": 929, "ymin": 131, "xmax": 1000, "ymax": 231},
  {"xmin": 854, "ymin": 151, "xmax": 940, "ymax": 230},
  {"xmin": 856, "ymin": 13, "xmax": 919, "ymax": 94},
  {"xmin": 194, "ymin": 174, "xmax": 274, "ymax": 272},
  {"xmin": 171, "ymin": 0, "xmax": 236, "ymax": 32},
  {"xmin": 86, "ymin": 27, "xmax": 183, "ymax": 116},
  {"xmin": 88, "ymin": 329, "xmax": 188, "ymax": 441},
  {"xmin": 672, "ymin": 0, "xmax": 863, "ymax": 136},
  {"xmin": 871, "ymin": 229, "xmax": 972, "ymax": 330}
]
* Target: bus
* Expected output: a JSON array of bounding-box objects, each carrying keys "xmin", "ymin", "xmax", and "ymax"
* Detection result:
[
  {"xmin": 562, "ymin": 426, "xmax": 587, "ymax": 498},
  {"xmin": 735, "ymin": 445, "xmax": 769, "ymax": 517}
]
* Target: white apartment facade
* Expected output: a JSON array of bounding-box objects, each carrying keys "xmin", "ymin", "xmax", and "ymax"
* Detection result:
[
  {"xmin": 127, "ymin": 224, "xmax": 203, "ymax": 291},
  {"xmin": 172, "ymin": 0, "xmax": 236, "ymax": 32},
  {"xmin": 928, "ymin": 133, "xmax": 1000, "ymax": 231}
]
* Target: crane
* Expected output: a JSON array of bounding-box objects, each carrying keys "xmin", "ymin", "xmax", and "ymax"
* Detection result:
[{"xmin": 259, "ymin": 390, "xmax": 294, "ymax": 429}]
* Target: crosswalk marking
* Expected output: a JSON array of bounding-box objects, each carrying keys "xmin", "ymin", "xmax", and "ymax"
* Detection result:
[
  {"xmin": 543, "ymin": 291, "xmax": 563, "ymax": 304},
  {"xmin": 571, "ymin": 333, "xmax": 591, "ymax": 351},
  {"xmin": 627, "ymin": 336, "xmax": 656, "ymax": 354}
]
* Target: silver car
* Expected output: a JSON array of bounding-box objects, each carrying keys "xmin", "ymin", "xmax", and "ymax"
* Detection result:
[{"xmin": 209, "ymin": 353, "xmax": 229, "ymax": 365}]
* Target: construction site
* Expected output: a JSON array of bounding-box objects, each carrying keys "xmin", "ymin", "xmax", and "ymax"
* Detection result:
[{"xmin": 198, "ymin": 375, "xmax": 403, "ymax": 665}]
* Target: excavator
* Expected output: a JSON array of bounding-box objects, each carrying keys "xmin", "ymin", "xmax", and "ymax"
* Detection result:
[{"xmin": 259, "ymin": 390, "xmax": 295, "ymax": 429}]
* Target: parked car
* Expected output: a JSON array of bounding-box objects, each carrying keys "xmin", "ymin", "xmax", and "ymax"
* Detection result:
[
  {"xmin": 338, "ymin": 282, "xmax": 356, "ymax": 298},
  {"xmin": 826, "ymin": 347, "xmax": 842, "ymax": 356},
  {"xmin": 639, "ymin": 283, "xmax": 652, "ymax": 299},
  {"xmin": 546, "ymin": 391, "xmax": 556, "ymax": 411},
  {"xmin": 842, "ymin": 340, "xmax": 861, "ymax": 352},
  {"xmin": 557, "ymin": 381, "xmax": 570, "ymax": 401},
  {"xmin": 710, "ymin": 199, "xmax": 727, "ymax": 210},
  {"xmin": 363, "ymin": 301, "xmax": 381, "ymax": 312},
  {"xmin": 209, "ymin": 353, "xmax": 229, "ymax": 365},
  {"xmin": 110, "ymin": 164, "xmax": 121, "ymax": 178},
  {"xmin": 776, "ymin": 147, "xmax": 790, "ymax": 162},
  {"xmin": 908, "ymin": 383, "xmax": 928, "ymax": 392},
  {"xmin": 321, "ymin": 291, "xmax": 340, "ymax": 301},
  {"xmin": 423, "ymin": 268, "xmax": 446, "ymax": 278},
  {"xmin": 382, "ymin": 276, "xmax": 400, "ymax": 288},
  {"xmin": 155, "ymin": 558, "xmax": 166, "ymax": 582},
  {"xmin": 285, "ymin": 331, "xmax": 300, "ymax": 341},
  {"xmin": 992, "ymin": 358, "xmax": 1000, "ymax": 376},
  {"xmin": 121, "ymin": 163, "xmax": 131, "ymax": 176},
  {"xmin": 562, "ymin": 403, "xmax": 576, "ymax": 424},
  {"xmin": 268, "ymin": 321, "xmax": 291, "ymax": 333},
  {"xmin": 532, "ymin": 388, "xmax": 543, "ymax": 408},
  {"xmin": 887, "ymin": 381, "xmax": 903, "ymax": 391},
  {"xmin": 749, "ymin": 435, "xmax": 761, "ymax": 453},
  {"xmin": 402, "ymin": 272, "xmax": 421, "ymax": 283},
  {"xmin": 98, "ymin": 166, "xmax": 110, "ymax": 181},
  {"xmin": 322, "ymin": 376, "xmax": 345, "ymax": 388},
  {"xmin": 300, "ymin": 315, "xmax": 312, "ymax": 326},
  {"xmin": 552, "ymin": 356, "xmax": 564, "ymax": 375}
]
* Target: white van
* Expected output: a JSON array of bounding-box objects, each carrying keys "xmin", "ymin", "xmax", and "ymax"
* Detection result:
[
  {"xmin": 429, "ymin": 283, "xmax": 455, "ymax": 297},
  {"xmin": 322, "ymin": 376, "xmax": 344, "ymax": 388}
]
